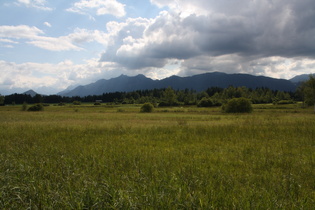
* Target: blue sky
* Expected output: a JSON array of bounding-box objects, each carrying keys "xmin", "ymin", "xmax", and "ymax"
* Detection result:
[{"xmin": 1, "ymin": 0, "xmax": 315, "ymax": 94}]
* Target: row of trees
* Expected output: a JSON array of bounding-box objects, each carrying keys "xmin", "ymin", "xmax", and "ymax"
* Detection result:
[
  {"xmin": 1, "ymin": 76, "xmax": 314, "ymax": 108},
  {"xmin": 0, "ymin": 86, "xmax": 295, "ymax": 106}
]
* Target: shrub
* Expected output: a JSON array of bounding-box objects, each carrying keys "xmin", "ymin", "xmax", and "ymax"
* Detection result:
[
  {"xmin": 73, "ymin": 101, "xmax": 81, "ymax": 105},
  {"xmin": 222, "ymin": 97, "xmax": 253, "ymax": 113},
  {"xmin": 94, "ymin": 102, "xmax": 101, "ymax": 105},
  {"xmin": 197, "ymin": 97, "xmax": 213, "ymax": 107},
  {"xmin": 27, "ymin": 103, "xmax": 44, "ymax": 112},
  {"xmin": 140, "ymin": 103, "xmax": 154, "ymax": 113},
  {"xmin": 22, "ymin": 102, "xmax": 28, "ymax": 111}
]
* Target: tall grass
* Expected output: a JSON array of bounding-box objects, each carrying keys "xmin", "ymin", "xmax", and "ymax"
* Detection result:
[{"xmin": 0, "ymin": 104, "xmax": 314, "ymax": 208}]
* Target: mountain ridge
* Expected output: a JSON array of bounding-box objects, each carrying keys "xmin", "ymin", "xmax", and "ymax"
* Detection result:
[
  {"xmin": 290, "ymin": 74, "xmax": 315, "ymax": 84},
  {"xmin": 58, "ymin": 72, "xmax": 297, "ymax": 97}
]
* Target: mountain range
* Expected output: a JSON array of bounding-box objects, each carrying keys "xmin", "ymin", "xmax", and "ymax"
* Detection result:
[
  {"xmin": 59, "ymin": 72, "xmax": 299, "ymax": 97},
  {"xmin": 4, "ymin": 72, "xmax": 313, "ymax": 97}
]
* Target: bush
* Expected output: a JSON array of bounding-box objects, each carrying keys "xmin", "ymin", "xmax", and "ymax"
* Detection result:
[
  {"xmin": 140, "ymin": 103, "xmax": 154, "ymax": 113},
  {"xmin": 222, "ymin": 97, "xmax": 253, "ymax": 113},
  {"xmin": 94, "ymin": 102, "xmax": 101, "ymax": 105},
  {"xmin": 197, "ymin": 97, "xmax": 213, "ymax": 107},
  {"xmin": 73, "ymin": 101, "xmax": 81, "ymax": 105},
  {"xmin": 22, "ymin": 102, "xmax": 28, "ymax": 111},
  {"xmin": 27, "ymin": 103, "xmax": 44, "ymax": 112}
]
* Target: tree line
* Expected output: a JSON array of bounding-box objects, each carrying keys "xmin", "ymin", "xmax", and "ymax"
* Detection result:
[{"xmin": 1, "ymin": 86, "xmax": 298, "ymax": 106}]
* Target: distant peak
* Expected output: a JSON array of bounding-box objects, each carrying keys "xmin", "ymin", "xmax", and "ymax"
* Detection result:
[
  {"xmin": 23, "ymin": 89, "xmax": 36, "ymax": 94},
  {"xmin": 23, "ymin": 89, "xmax": 38, "ymax": 97},
  {"xmin": 135, "ymin": 74, "xmax": 147, "ymax": 78}
]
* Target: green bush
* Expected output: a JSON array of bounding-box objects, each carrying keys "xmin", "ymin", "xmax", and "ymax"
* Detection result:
[
  {"xmin": 222, "ymin": 97, "xmax": 253, "ymax": 113},
  {"xmin": 73, "ymin": 101, "xmax": 81, "ymax": 105},
  {"xmin": 140, "ymin": 103, "xmax": 154, "ymax": 113},
  {"xmin": 22, "ymin": 102, "xmax": 28, "ymax": 111},
  {"xmin": 27, "ymin": 103, "xmax": 44, "ymax": 112},
  {"xmin": 197, "ymin": 97, "xmax": 213, "ymax": 107}
]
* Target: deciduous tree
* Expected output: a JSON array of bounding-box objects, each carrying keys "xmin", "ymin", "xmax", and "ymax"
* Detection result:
[{"xmin": 303, "ymin": 75, "xmax": 315, "ymax": 111}]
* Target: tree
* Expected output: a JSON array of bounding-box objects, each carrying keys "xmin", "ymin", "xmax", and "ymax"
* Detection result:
[
  {"xmin": 160, "ymin": 87, "xmax": 178, "ymax": 106},
  {"xmin": 0, "ymin": 94, "xmax": 4, "ymax": 106},
  {"xmin": 34, "ymin": 94, "xmax": 43, "ymax": 103},
  {"xmin": 303, "ymin": 75, "xmax": 315, "ymax": 111}
]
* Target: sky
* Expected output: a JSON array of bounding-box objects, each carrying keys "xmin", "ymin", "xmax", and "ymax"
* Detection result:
[{"xmin": 1, "ymin": 0, "xmax": 315, "ymax": 95}]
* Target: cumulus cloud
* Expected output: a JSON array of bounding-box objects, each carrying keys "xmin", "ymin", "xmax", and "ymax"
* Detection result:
[
  {"xmin": 98, "ymin": 0, "xmax": 315, "ymax": 78},
  {"xmin": 67, "ymin": 0, "xmax": 126, "ymax": 18},
  {"xmin": 15, "ymin": 0, "xmax": 52, "ymax": 11}
]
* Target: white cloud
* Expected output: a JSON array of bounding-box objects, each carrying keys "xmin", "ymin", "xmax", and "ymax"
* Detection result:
[
  {"xmin": 0, "ymin": 38, "xmax": 18, "ymax": 48},
  {"xmin": 0, "ymin": 25, "xmax": 44, "ymax": 39},
  {"xmin": 67, "ymin": 28, "xmax": 109, "ymax": 46},
  {"xmin": 67, "ymin": 0, "xmax": 126, "ymax": 18},
  {"xmin": 27, "ymin": 36, "xmax": 82, "ymax": 51},
  {"xmin": 15, "ymin": 0, "xmax": 52, "ymax": 11},
  {"xmin": 0, "ymin": 38, "xmax": 19, "ymax": 44},
  {"xmin": 43, "ymin": 22, "xmax": 52, "ymax": 27},
  {"xmin": 0, "ymin": 25, "xmax": 108, "ymax": 51}
]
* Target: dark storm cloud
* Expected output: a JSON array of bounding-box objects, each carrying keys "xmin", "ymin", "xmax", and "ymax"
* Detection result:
[{"xmin": 100, "ymin": 0, "xmax": 315, "ymax": 72}]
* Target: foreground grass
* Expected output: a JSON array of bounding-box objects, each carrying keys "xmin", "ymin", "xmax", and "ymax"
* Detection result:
[{"xmin": 0, "ymin": 104, "xmax": 314, "ymax": 209}]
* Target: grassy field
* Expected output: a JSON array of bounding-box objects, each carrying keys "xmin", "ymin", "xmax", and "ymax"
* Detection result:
[{"xmin": 0, "ymin": 104, "xmax": 314, "ymax": 209}]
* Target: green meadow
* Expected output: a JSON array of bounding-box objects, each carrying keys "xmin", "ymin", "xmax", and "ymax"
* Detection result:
[{"xmin": 0, "ymin": 104, "xmax": 314, "ymax": 209}]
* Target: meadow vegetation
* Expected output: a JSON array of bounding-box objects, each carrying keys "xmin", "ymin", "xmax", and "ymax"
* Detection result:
[{"xmin": 0, "ymin": 103, "xmax": 314, "ymax": 208}]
